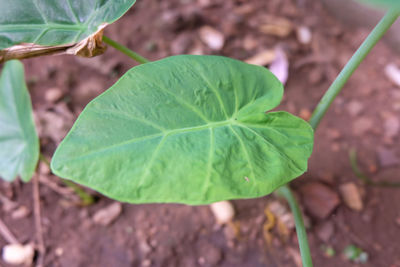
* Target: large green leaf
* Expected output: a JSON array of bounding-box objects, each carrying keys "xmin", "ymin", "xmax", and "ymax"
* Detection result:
[
  {"xmin": 0, "ymin": 0, "xmax": 136, "ymax": 49},
  {"xmin": 0, "ymin": 60, "xmax": 39, "ymax": 182},
  {"xmin": 51, "ymin": 55, "xmax": 314, "ymax": 204},
  {"xmin": 356, "ymin": 0, "xmax": 400, "ymax": 9}
]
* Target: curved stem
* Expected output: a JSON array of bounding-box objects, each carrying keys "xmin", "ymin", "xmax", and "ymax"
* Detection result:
[
  {"xmin": 276, "ymin": 186, "xmax": 313, "ymax": 267},
  {"xmin": 102, "ymin": 35, "xmax": 150, "ymax": 64},
  {"xmin": 279, "ymin": 10, "xmax": 400, "ymax": 267},
  {"xmin": 309, "ymin": 9, "xmax": 400, "ymax": 129}
]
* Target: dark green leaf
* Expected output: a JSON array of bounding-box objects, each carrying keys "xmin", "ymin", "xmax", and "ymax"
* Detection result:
[
  {"xmin": 0, "ymin": 0, "xmax": 136, "ymax": 49},
  {"xmin": 0, "ymin": 60, "xmax": 39, "ymax": 182},
  {"xmin": 356, "ymin": 0, "xmax": 400, "ymax": 9},
  {"xmin": 51, "ymin": 55, "xmax": 314, "ymax": 204}
]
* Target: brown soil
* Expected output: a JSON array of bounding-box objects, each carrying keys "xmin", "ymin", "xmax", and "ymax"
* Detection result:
[{"xmin": 1, "ymin": 0, "xmax": 400, "ymax": 266}]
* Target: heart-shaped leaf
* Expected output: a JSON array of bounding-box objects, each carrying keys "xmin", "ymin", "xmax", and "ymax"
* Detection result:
[
  {"xmin": 51, "ymin": 55, "xmax": 314, "ymax": 204},
  {"xmin": 0, "ymin": 60, "xmax": 39, "ymax": 182},
  {"xmin": 356, "ymin": 0, "xmax": 400, "ymax": 9},
  {"xmin": 0, "ymin": 0, "xmax": 136, "ymax": 61},
  {"xmin": 0, "ymin": 0, "xmax": 135, "ymax": 49}
]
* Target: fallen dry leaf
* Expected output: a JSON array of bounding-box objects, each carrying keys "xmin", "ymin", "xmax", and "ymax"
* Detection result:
[
  {"xmin": 269, "ymin": 47, "xmax": 289, "ymax": 85},
  {"xmin": 259, "ymin": 16, "xmax": 293, "ymax": 37},
  {"xmin": 245, "ymin": 50, "xmax": 276, "ymax": 66},
  {"xmin": 0, "ymin": 24, "xmax": 108, "ymax": 63}
]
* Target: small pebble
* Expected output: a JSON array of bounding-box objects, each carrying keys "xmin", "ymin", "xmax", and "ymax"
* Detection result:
[
  {"xmin": 92, "ymin": 202, "xmax": 122, "ymax": 226},
  {"xmin": 300, "ymin": 182, "xmax": 340, "ymax": 219},
  {"xmin": 384, "ymin": 115, "xmax": 399, "ymax": 139},
  {"xmin": 299, "ymin": 108, "xmax": 312, "ymax": 121},
  {"xmin": 55, "ymin": 247, "xmax": 64, "ymax": 256},
  {"xmin": 339, "ymin": 183, "xmax": 363, "ymax": 211},
  {"xmin": 210, "ymin": 201, "xmax": 235, "ymax": 224},
  {"xmin": 199, "ymin": 26, "xmax": 225, "ymax": 50},
  {"xmin": 377, "ymin": 148, "xmax": 399, "ymax": 167},
  {"xmin": 45, "ymin": 87, "xmax": 63, "ymax": 103},
  {"xmin": 347, "ymin": 101, "xmax": 364, "ymax": 117},
  {"xmin": 352, "ymin": 117, "xmax": 373, "ymax": 136},
  {"xmin": 2, "ymin": 243, "xmax": 34, "ymax": 265},
  {"xmin": 385, "ymin": 63, "xmax": 400, "ymax": 87},
  {"xmin": 296, "ymin": 26, "xmax": 312, "ymax": 45},
  {"xmin": 315, "ymin": 221, "xmax": 334, "ymax": 242}
]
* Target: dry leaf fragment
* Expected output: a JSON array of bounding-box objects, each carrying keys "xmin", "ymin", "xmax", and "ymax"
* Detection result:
[
  {"xmin": 263, "ymin": 206, "xmax": 276, "ymax": 246},
  {"xmin": 0, "ymin": 24, "xmax": 108, "ymax": 63},
  {"xmin": 245, "ymin": 50, "xmax": 276, "ymax": 66},
  {"xmin": 269, "ymin": 47, "xmax": 289, "ymax": 85},
  {"xmin": 259, "ymin": 16, "xmax": 293, "ymax": 37}
]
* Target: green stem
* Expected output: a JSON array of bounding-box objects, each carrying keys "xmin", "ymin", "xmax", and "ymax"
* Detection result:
[
  {"xmin": 309, "ymin": 9, "xmax": 400, "ymax": 129},
  {"xmin": 349, "ymin": 148, "xmax": 400, "ymax": 187},
  {"xmin": 278, "ymin": 10, "xmax": 400, "ymax": 267},
  {"xmin": 102, "ymin": 35, "xmax": 150, "ymax": 64},
  {"xmin": 276, "ymin": 186, "xmax": 313, "ymax": 267}
]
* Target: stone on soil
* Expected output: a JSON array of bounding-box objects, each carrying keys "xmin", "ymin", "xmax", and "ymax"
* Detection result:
[
  {"xmin": 315, "ymin": 221, "xmax": 335, "ymax": 242},
  {"xmin": 2, "ymin": 243, "xmax": 34, "ymax": 265},
  {"xmin": 300, "ymin": 182, "xmax": 340, "ymax": 219},
  {"xmin": 199, "ymin": 26, "xmax": 225, "ymax": 50},
  {"xmin": 339, "ymin": 183, "xmax": 363, "ymax": 211},
  {"xmin": 377, "ymin": 148, "xmax": 400, "ymax": 167},
  {"xmin": 210, "ymin": 201, "xmax": 234, "ymax": 225},
  {"xmin": 93, "ymin": 202, "xmax": 122, "ymax": 226}
]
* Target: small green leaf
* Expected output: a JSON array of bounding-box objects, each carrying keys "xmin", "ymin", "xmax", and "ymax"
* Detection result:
[
  {"xmin": 0, "ymin": 0, "xmax": 136, "ymax": 49},
  {"xmin": 343, "ymin": 245, "xmax": 368, "ymax": 263},
  {"xmin": 356, "ymin": 0, "xmax": 400, "ymax": 9},
  {"xmin": 51, "ymin": 55, "xmax": 314, "ymax": 204},
  {"xmin": 0, "ymin": 60, "xmax": 39, "ymax": 182}
]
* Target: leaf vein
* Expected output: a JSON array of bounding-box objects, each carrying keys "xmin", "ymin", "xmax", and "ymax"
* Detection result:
[
  {"xmin": 32, "ymin": 0, "xmax": 48, "ymax": 24},
  {"xmin": 140, "ymin": 134, "xmax": 168, "ymax": 183},
  {"xmin": 203, "ymin": 127, "xmax": 214, "ymax": 195},
  {"xmin": 66, "ymin": 0, "xmax": 81, "ymax": 24},
  {"xmin": 229, "ymin": 125, "xmax": 256, "ymax": 180},
  {"xmin": 135, "ymin": 73, "xmax": 211, "ymax": 123},
  {"xmin": 237, "ymin": 124, "xmax": 303, "ymax": 172},
  {"xmin": 195, "ymin": 68, "xmax": 229, "ymax": 119},
  {"xmin": 91, "ymin": 107, "xmax": 167, "ymax": 132}
]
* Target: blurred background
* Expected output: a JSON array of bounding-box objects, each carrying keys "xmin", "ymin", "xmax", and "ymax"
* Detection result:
[{"xmin": 1, "ymin": 0, "xmax": 400, "ymax": 266}]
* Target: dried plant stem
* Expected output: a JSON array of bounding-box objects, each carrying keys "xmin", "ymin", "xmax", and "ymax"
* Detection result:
[
  {"xmin": 0, "ymin": 218, "xmax": 19, "ymax": 244},
  {"xmin": 33, "ymin": 175, "xmax": 45, "ymax": 267}
]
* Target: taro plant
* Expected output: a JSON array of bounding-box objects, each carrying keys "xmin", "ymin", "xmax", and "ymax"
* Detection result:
[{"xmin": 0, "ymin": 1, "xmax": 399, "ymax": 266}]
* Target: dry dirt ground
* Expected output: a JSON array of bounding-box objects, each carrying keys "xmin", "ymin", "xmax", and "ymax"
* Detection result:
[{"xmin": 1, "ymin": 0, "xmax": 400, "ymax": 266}]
